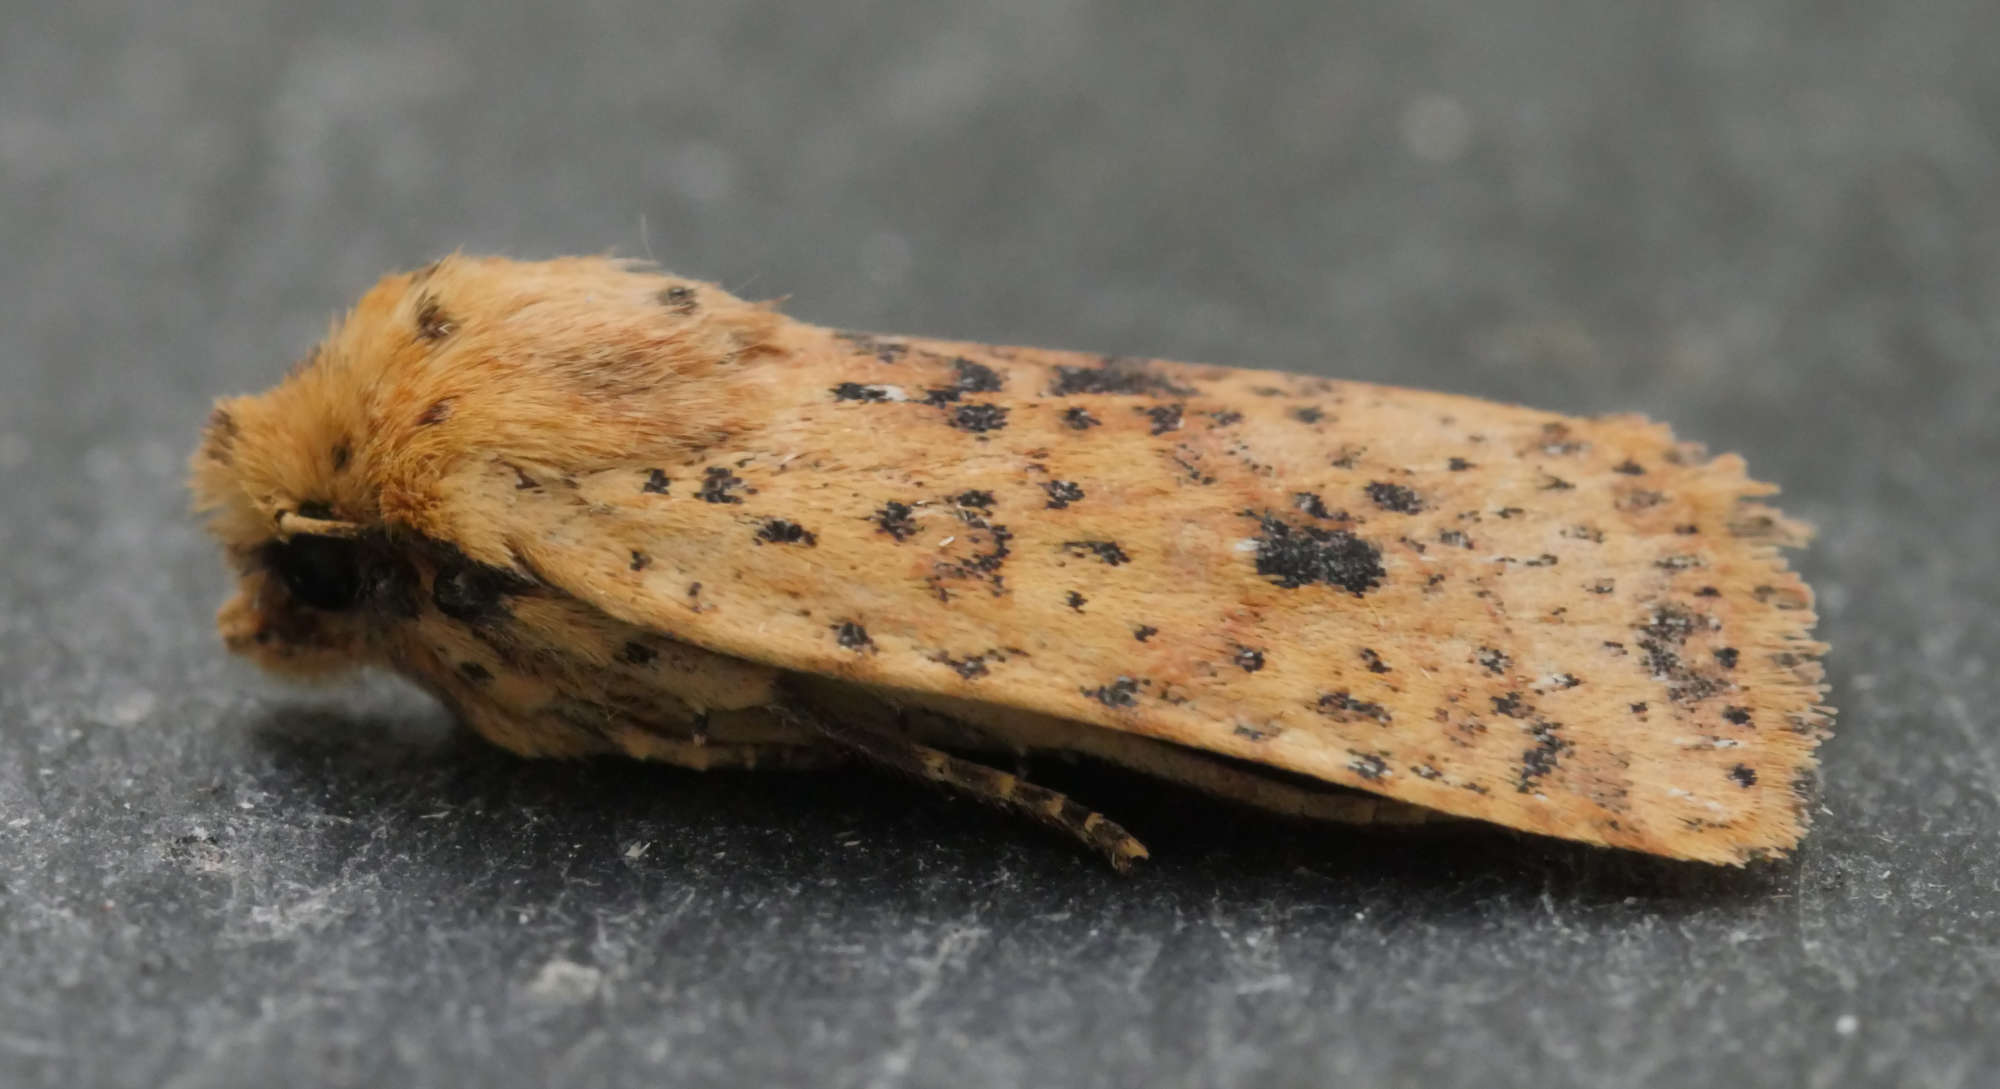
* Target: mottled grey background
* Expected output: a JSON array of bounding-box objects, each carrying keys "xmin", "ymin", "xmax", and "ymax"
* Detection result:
[{"xmin": 3, "ymin": 3, "xmax": 1995, "ymax": 1088}]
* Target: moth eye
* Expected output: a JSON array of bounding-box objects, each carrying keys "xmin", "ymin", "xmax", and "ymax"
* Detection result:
[{"xmin": 266, "ymin": 534, "xmax": 365, "ymax": 611}]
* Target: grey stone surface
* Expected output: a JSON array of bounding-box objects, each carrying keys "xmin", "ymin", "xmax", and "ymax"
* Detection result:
[{"xmin": 3, "ymin": 3, "xmax": 1996, "ymax": 1087}]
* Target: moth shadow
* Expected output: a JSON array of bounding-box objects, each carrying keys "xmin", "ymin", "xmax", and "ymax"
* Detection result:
[
  {"xmin": 239, "ymin": 703, "xmax": 933, "ymax": 887},
  {"xmin": 242, "ymin": 704, "xmax": 1788, "ymax": 917},
  {"xmin": 1030, "ymin": 758, "xmax": 1796, "ymax": 914}
]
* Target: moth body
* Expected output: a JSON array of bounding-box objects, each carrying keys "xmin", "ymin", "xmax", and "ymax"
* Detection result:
[{"xmin": 192, "ymin": 255, "xmax": 1831, "ymax": 867}]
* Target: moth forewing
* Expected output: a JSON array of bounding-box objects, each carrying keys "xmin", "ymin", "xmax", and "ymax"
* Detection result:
[{"xmin": 192, "ymin": 254, "xmax": 1831, "ymax": 868}]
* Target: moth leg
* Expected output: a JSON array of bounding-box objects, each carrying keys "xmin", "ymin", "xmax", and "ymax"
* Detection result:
[
  {"xmin": 889, "ymin": 695, "xmax": 1450, "ymax": 827},
  {"xmin": 777, "ymin": 704, "xmax": 1150, "ymax": 872}
]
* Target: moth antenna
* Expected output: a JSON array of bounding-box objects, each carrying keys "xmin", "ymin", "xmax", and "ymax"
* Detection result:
[
  {"xmin": 275, "ymin": 511, "xmax": 364, "ymax": 539},
  {"xmin": 774, "ymin": 701, "xmax": 1150, "ymax": 872}
]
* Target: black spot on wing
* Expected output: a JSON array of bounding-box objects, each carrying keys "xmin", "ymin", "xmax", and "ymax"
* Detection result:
[
  {"xmin": 1517, "ymin": 722, "xmax": 1570, "ymax": 792},
  {"xmin": 948, "ymin": 403, "xmax": 1009, "ymax": 433},
  {"xmin": 1139, "ymin": 404, "xmax": 1183, "ymax": 435},
  {"xmin": 1060, "ymin": 540, "xmax": 1130, "ymax": 566},
  {"xmin": 927, "ymin": 510, "xmax": 1013, "ymax": 600},
  {"xmin": 1348, "ymin": 752, "xmax": 1389, "ymax": 780},
  {"xmin": 1635, "ymin": 603, "xmax": 1728, "ymax": 705},
  {"xmin": 641, "ymin": 469, "xmax": 671, "ymax": 494},
  {"xmin": 1049, "ymin": 356, "xmax": 1196, "ymax": 397},
  {"xmin": 950, "ymin": 357, "xmax": 1004, "ymax": 393},
  {"xmin": 873, "ymin": 501, "xmax": 919, "ymax": 541},
  {"xmin": 1245, "ymin": 511, "xmax": 1384, "ymax": 595},
  {"xmin": 415, "ymin": 294, "xmax": 455, "ymax": 341},
  {"xmin": 431, "ymin": 548, "xmax": 536, "ymax": 626},
  {"xmin": 755, "ymin": 519, "xmax": 817, "ymax": 546},
  {"xmin": 833, "ymin": 621, "xmax": 874, "ymax": 652},
  {"xmin": 658, "ymin": 285, "xmax": 698, "ymax": 313},
  {"xmin": 1365, "ymin": 481, "xmax": 1424, "ymax": 513},
  {"xmin": 697, "ymin": 466, "xmax": 749, "ymax": 504},
  {"xmin": 1315, "ymin": 691, "xmax": 1391, "ymax": 725},
  {"xmin": 1043, "ymin": 480, "xmax": 1085, "ymax": 509},
  {"xmin": 1061, "ymin": 406, "xmax": 1100, "ymax": 430},
  {"xmin": 1170, "ymin": 448, "xmax": 1217, "ymax": 486},
  {"xmin": 1082, "ymin": 677, "xmax": 1143, "ymax": 708},
  {"xmin": 935, "ymin": 653, "xmax": 991, "ymax": 679},
  {"xmin": 832, "ymin": 382, "xmax": 898, "ymax": 403}
]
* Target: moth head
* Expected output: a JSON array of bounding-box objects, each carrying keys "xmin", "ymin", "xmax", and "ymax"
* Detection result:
[
  {"xmin": 189, "ymin": 323, "xmax": 410, "ymax": 679},
  {"xmin": 193, "ymin": 480, "xmax": 414, "ymax": 679},
  {"xmin": 190, "ymin": 253, "xmax": 777, "ymax": 676}
]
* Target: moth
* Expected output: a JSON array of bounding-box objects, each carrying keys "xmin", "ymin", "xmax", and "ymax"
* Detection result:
[{"xmin": 191, "ymin": 255, "xmax": 1831, "ymax": 869}]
